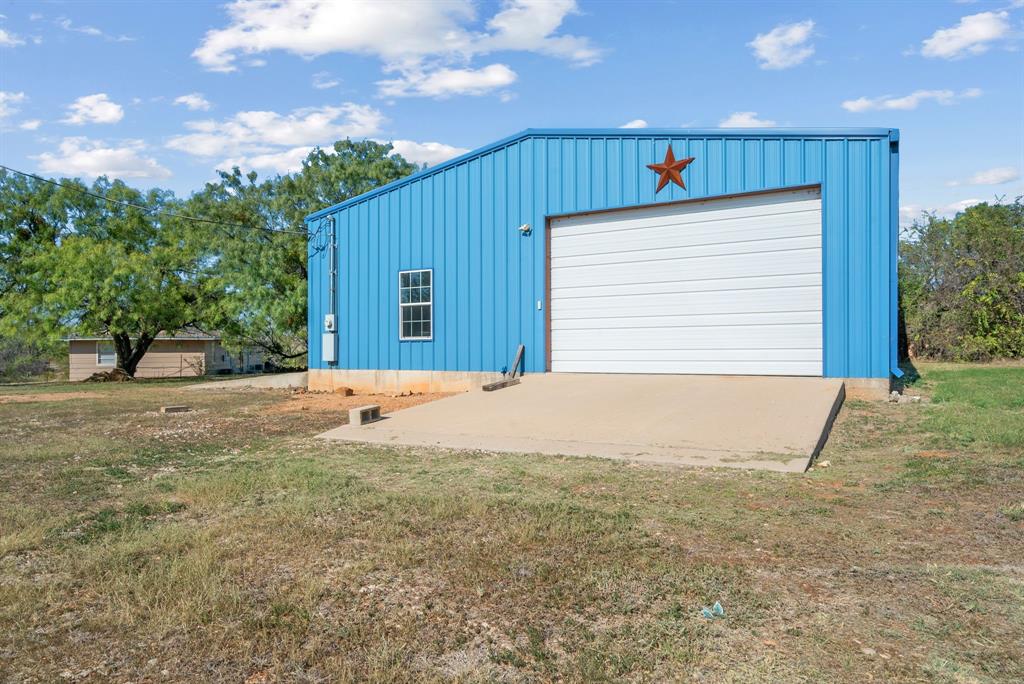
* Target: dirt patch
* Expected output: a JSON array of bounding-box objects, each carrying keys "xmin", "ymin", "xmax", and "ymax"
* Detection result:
[
  {"xmin": 261, "ymin": 391, "xmax": 455, "ymax": 417},
  {"xmin": 0, "ymin": 391, "xmax": 105, "ymax": 404}
]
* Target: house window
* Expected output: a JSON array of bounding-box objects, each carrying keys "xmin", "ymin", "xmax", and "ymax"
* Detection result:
[
  {"xmin": 96, "ymin": 341, "xmax": 116, "ymax": 366},
  {"xmin": 399, "ymin": 269, "xmax": 432, "ymax": 340}
]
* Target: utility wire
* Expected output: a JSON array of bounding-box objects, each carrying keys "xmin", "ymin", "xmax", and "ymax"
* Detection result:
[{"xmin": 0, "ymin": 164, "xmax": 311, "ymax": 237}]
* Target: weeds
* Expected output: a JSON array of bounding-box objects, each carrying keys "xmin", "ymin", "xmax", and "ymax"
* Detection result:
[{"xmin": 0, "ymin": 365, "xmax": 1021, "ymax": 681}]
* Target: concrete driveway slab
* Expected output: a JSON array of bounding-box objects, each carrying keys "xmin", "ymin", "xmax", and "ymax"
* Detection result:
[{"xmin": 317, "ymin": 374, "xmax": 846, "ymax": 472}]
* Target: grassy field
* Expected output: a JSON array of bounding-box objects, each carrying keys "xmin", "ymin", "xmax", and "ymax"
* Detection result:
[{"xmin": 0, "ymin": 364, "xmax": 1022, "ymax": 683}]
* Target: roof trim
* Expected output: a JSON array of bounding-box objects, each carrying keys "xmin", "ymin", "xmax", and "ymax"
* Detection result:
[{"xmin": 305, "ymin": 127, "xmax": 898, "ymax": 222}]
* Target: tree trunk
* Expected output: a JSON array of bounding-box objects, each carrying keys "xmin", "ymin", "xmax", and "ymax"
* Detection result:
[{"xmin": 112, "ymin": 332, "xmax": 156, "ymax": 377}]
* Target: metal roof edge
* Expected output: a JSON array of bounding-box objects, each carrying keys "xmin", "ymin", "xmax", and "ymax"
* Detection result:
[
  {"xmin": 305, "ymin": 129, "xmax": 533, "ymax": 222},
  {"xmin": 305, "ymin": 127, "xmax": 897, "ymax": 222},
  {"xmin": 523, "ymin": 127, "xmax": 895, "ymax": 137}
]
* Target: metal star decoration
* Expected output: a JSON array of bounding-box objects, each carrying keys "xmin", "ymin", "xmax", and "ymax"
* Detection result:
[{"xmin": 647, "ymin": 147, "xmax": 695, "ymax": 193}]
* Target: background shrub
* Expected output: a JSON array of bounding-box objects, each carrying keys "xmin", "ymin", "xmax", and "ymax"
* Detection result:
[{"xmin": 900, "ymin": 198, "xmax": 1024, "ymax": 361}]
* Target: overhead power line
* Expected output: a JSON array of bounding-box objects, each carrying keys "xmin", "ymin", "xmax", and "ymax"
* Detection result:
[{"xmin": 0, "ymin": 164, "xmax": 310, "ymax": 237}]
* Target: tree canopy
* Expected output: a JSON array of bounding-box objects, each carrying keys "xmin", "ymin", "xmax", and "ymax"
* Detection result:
[
  {"xmin": 183, "ymin": 140, "xmax": 417, "ymax": 365},
  {"xmin": 0, "ymin": 172, "xmax": 212, "ymax": 376},
  {"xmin": 900, "ymin": 198, "xmax": 1024, "ymax": 360},
  {"xmin": 0, "ymin": 139, "xmax": 417, "ymax": 376}
]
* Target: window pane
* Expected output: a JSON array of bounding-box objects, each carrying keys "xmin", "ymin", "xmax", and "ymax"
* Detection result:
[
  {"xmin": 399, "ymin": 271, "xmax": 432, "ymax": 339},
  {"xmin": 98, "ymin": 343, "xmax": 116, "ymax": 365}
]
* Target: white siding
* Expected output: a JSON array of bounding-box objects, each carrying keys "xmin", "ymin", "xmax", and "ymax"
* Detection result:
[{"xmin": 549, "ymin": 188, "xmax": 823, "ymax": 376}]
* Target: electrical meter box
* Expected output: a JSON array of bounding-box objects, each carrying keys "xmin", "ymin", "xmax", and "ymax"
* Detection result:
[
  {"xmin": 324, "ymin": 313, "xmax": 336, "ymax": 332},
  {"xmin": 321, "ymin": 332, "xmax": 337, "ymax": 363}
]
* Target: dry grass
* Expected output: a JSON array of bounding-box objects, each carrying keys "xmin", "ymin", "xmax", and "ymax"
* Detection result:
[
  {"xmin": 0, "ymin": 365, "xmax": 1022, "ymax": 682},
  {"xmin": 0, "ymin": 390, "xmax": 106, "ymax": 404}
]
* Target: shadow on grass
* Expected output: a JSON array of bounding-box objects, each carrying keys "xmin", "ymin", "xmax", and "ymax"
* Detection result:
[{"xmin": 895, "ymin": 359, "xmax": 921, "ymax": 391}]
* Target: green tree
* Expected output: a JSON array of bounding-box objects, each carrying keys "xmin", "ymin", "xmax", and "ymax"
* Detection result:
[
  {"xmin": 186, "ymin": 139, "xmax": 417, "ymax": 365},
  {"xmin": 900, "ymin": 198, "xmax": 1024, "ymax": 360},
  {"xmin": 0, "ymin": 337, "xmax": 56, "ymax": 381},
  {"xmin": 0, "ymin": 171, "xmax": 212, "ymax": 377}
]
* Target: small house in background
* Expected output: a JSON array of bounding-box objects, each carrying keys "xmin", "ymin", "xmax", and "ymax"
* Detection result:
[{"xmin": 65, "ymin": 328, "xmax": 264, "ymax": 380}]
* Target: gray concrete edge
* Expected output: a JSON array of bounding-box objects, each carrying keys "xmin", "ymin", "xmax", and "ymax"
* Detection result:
[
  {"xmin": 184, "ymin": 371, "xmax": 308, "ymax": 391},
  {"xmin": 316, "ymin": 423, "xmax": 811, "ymax": 473}
]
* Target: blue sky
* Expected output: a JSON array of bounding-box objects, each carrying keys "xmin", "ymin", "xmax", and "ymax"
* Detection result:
[{"xmin": 1, "ymin": 0, "xmax": 1021, "ymax": 225}]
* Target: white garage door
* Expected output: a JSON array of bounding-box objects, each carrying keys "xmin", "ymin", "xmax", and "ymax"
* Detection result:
[{"xmin": 549, "ymin": 187, "xmax": 823, "ymax": 376}]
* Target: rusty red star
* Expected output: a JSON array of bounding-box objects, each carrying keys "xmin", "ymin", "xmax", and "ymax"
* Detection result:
[{"xmin": 647, "ymin": 147, "xmax": 695, "ymax": 193}]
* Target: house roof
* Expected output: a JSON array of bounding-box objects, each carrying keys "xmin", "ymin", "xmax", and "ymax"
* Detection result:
[
  {"xmin": 63, "ymin": 327, "xmax": 221, "ymax": 342},
  {"xmin": 304, "ymin": 127, "xmax": 899, "ymax": 222}
]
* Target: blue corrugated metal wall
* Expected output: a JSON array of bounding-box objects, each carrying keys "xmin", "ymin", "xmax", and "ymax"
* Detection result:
[{"xmin": 308, "ymin": 129, "xmax": 898, "ymax": 378}]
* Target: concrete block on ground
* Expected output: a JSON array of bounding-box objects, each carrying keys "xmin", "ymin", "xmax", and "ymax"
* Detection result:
[{"xmin": 348, "ymin": 404, "xmax": 382, "ymax": 426}]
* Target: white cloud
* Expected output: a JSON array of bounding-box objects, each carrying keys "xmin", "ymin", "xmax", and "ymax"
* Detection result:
[
  {"xmin": 0, "ymin": 28, "xmax": 24, "ymax": 47},
  {"xmin": 192, "ymin": 0, "xmax": 598, "ymax": 98},
  {"xmin": 312, "ymin": 71, "xmax": 340, "ymax": 89},
  {"xmin": 0, "ymin": 91, "xmax": 26, "ymax": 119},
  {"xmin": 58, "ymin": 17, "xmax": 101, "ymax": 36},
  {"xmin": 748, "ymin": 20, "xmax": 815, "ymax": 70},
  {"xmin": 898, "ymin": 205, "xmax": 921, "ymax": 226},
  {"xmin": 842, "ymin": 88, "xmax": 981, "ymax": 112},
  {"xmin": 62, "ymin": 93, "xmax": 124, "ymax": 125},
  {"xmin": 377, "ymin": 63, "xmax": 517, "ymax": 98},
  {"xmin": 620, "ymin": 119, "xmax": 648, "ymax": 129},
  {"xmin": 34, "ymin": 137, "xmax": 171, "ymax": 179},
  {"xmin": 166, "ymin": 103, "xmax": 385, "ymax": 160},
  {"xmin": 943, "ymin": 198, "xmax": 983, "ymax": 213},
  {"xmin": 900, "ymin": 198, "xmax": 985, "ymax": 226},
  {"xmin": 220, "ymin": 146, "xmax": 315, "ymax": 175},
  {"xmin": 921, "ymin": 11, "xmax": 1009, "ymax": 59},
  {"xmin": 719, "ymin": 111, "xmax": 777, "ymax": 128},
  {"xmin": 19, "ymin": 119, "xmax": 42, "ymax": 131},
  {"xmin": 220, "ymin": 137, "xmax": 469, "ymax": 175},
  {"xmin": 57, "ymin": 17, "xmax": 134, "ymax": 42},
  {"xmin": 386, "ymin": 140, "xmax": 469, "ymax": 166},
  {"xmin": 947, "ymin": 166, "xmax": 1020, "ymax": 186},
  {"xmin": 173, "ymin": 93, "xmax": 212, "ymax": 111},
  {"xmin": 479, "ymin": 0, "xmax": 601, "ymax": 66}
]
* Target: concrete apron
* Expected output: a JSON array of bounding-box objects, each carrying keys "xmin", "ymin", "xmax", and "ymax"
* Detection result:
[{"xmin": 317, "ymin": 373, "xmax": 846, "ymax": 473}]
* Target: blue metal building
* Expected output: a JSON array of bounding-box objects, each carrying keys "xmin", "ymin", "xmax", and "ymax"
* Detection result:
[{"xmin": 306, "ymin": 128, "xmax": 899, "ymax": 395}]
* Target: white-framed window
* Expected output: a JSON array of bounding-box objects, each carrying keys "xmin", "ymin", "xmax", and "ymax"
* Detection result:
[
  {"xmin": 96, "ymin": 341, "xmax": 116, "ymax": 366},
  {"xmin": 399, "ymin": 269, "xmax": 433, "ymax": 340}
]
